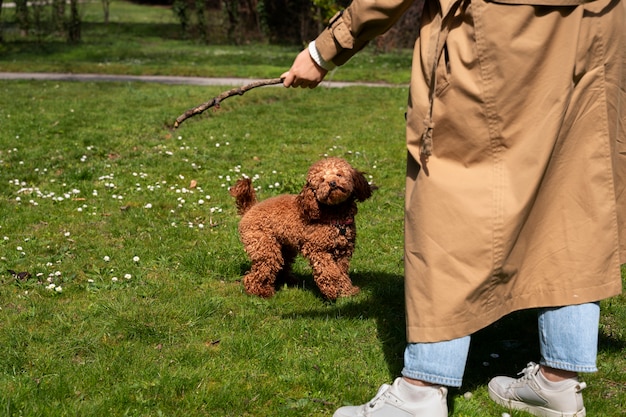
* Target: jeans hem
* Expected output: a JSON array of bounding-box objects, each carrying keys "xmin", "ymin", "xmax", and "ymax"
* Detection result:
[
  {"xmin": 401, "ymin": 368, "xmax": 463, "ymax": 388},
  {"xmin": 539, "ymin": 359, "xmax": 598, "ymax": 373}
]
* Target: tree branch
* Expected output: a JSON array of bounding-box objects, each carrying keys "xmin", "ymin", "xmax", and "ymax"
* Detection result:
[{"xmin": 173, "ymin": 78, "xmax": 284, "ymax": 128}]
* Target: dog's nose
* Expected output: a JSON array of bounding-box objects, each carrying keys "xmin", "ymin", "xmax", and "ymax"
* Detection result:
[{"xmin": 329, "ymin": 181, "xmax": 337, "ymax": 188}]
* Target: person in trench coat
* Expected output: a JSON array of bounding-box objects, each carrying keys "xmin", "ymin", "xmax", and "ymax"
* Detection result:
[{"xmin": 282, "ymin": 0, "xmax": 624, "ymax": 415}]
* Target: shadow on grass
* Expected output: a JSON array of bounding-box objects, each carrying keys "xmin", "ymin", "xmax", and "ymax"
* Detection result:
[
  {"xmin": 0, "ymin": 21, "xmax": 183, "ymax": 43},
  {"xmin": 0, "ymin": 23, "xmax": 182, "ymax": 60},
  {"xmin": 278, "ymin": 269, "xmax": 626, "ymax": 400},
  {"xmin": 81, "ymin": 22, "xmax": 184, "ymax": 39}
]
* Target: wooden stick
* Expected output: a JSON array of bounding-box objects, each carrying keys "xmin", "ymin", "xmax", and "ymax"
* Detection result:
[{"xmin": 173, "ymin": 78, "xmax": 284, "ymax": 128}]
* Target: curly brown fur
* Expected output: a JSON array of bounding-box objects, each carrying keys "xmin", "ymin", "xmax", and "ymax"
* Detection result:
[
  {"xmin": 229, "ymin": 177, "xmax": 257, "ymax": 215},
  {"xmin": 230, "ymin": 157, "xmax": 374, "ymax": 300}
]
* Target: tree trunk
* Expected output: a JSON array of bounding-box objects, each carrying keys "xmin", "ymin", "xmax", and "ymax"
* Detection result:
[
  {"xmin": 15, "ymin": 0, "xmax": 29, "ymax": 36},
  {"xmin": 52, "ymin": 0, "xmax": 66, "ymax": 33},
  {"xmin": 102, "ymin": 0, "xmax": 111, "ymax": 25},
  {"xmin": 0, "ymin": 0, "xmax": 4, "ymax": 43},
  {"xmin": 66, "ymin": 0, "xmax": 81, "ymax": 43}
]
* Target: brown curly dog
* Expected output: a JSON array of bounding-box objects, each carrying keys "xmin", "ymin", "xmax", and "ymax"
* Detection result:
[{"xmin": 229, "ymin": 157, "xmax": 374, "ymax": 300}]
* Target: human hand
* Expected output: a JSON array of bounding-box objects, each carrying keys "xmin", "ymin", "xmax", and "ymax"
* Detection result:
[{"xmin": 281, "ymin": 48, "xmax": 328, "ymax": 89}]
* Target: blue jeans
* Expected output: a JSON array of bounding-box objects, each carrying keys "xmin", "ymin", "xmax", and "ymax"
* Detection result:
[{"xmin": 402, "ymin": 303, "xmax": 600, "ymax": 387}]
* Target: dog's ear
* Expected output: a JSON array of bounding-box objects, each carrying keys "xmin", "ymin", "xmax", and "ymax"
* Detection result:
[
  {"xmin": 297, "ymin": 184, "xmax": 320, "ymax": 220},
  {"xmin": 352, "ymin": 170, "xmax": 374, "ymax": 202}
]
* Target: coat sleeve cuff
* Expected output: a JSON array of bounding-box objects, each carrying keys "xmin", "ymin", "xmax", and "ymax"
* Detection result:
[
  {"xmin": 314, "ymin": 10, "xmax": 361, "ymax": 67},
  {"xmin": 314, "ymin": 28, "xmax": 341, "ymax": 66},
  {"xmin": 308, "ymin": 41, "xmax": 336, "ymax": 71}
]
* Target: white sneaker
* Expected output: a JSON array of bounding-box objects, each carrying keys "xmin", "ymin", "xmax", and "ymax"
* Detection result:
[
  {"xmin": 488, "ymin": 362, "xmax": 587, "ymax": 417},
  {"xmin": 333, "ymin": 377, "xmax": 448, "ymax": 417}
]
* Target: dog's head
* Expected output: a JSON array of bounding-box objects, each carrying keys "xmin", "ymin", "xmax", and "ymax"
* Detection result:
[{"xmin": 297, "ymin": 157, "xmax": 374, "ymax": 220}]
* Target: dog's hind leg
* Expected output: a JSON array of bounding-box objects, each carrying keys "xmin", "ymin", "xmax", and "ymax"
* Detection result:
[{"xmin": 241, "ymin": 235, "xmax": 284, "ymax": 298}]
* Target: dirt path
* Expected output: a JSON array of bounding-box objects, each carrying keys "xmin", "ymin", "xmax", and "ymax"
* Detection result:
[{"xmin": 0, "ymin": 72, "xmax": 403, "ymax": 88}]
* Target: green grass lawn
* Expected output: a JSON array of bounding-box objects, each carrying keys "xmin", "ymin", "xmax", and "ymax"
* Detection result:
[
  {"xmin": 0, "ymin": 2, "xmax": 624, "ymax": 416},
  {"xmin": 0, "ymin": 80, "xmax": 408, "ymax": 417}
]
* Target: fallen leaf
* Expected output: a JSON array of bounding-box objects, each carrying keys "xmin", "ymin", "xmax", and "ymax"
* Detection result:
[
  {"xmin": 8, "ymin": 270, "xmax": 31, "ymax": 281},
  {"xmin": 205, "ymin": 339, "xmax": 221, "ymax": 347}
]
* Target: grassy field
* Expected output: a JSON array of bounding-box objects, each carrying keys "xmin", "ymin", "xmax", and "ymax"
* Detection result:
[{"xmin": 0, "ymin": 2, "xmax": 625, "ymax": 417}]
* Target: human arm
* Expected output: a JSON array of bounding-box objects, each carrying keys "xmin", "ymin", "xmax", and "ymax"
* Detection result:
[{"xmin": 282, "ymin": 0, "xmax": 415, "ymax": 88}]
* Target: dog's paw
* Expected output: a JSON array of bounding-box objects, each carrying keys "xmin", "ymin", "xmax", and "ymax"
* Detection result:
[
  {"xmin": 340, "ymin": 285, "xmax": 360, "ymax": 297},
  {"xmin": 243, "ymin": 274, "xmax": 277, "ymax": 298},
  {"xmin": 245, "ymin": 286, "xmax": 276, "ymax": 298},
  {"xmin": 322, "ymin": 284, "xmax": 360, "ymax": 300}
]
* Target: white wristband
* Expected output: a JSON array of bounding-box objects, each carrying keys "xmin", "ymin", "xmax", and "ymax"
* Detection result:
[{"xmin": 308, "ymin": 41, "xmax": 336, "ymax": 71}]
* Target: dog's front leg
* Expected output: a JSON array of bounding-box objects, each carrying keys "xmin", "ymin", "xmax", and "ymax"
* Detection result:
[{"xmin": 306, "ymin": 252, "xmax": 360, "ymax": 300}]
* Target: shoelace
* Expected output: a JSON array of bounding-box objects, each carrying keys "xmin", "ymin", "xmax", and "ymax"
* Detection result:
[
  {"xmin": 368, "ymin": 384, "xmax": 391, "ymax": 408},
  {"xmin": 516, "ymin": 362, "xmax": 588, "ymax": 393},
  {"xmin": 517, "ymin": 362, "xmax": 541, "ymax": 381}
]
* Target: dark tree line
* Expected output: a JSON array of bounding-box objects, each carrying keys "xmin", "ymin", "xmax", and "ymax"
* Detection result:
[
  {"xmin": 170, "ymin": 0, "xmax": 345, "ymax": 44},
  {"xmin": 1, "ymin": 0, "xmax": 422, "ymax": 48},
  {"xmin": 170, "ymin": 0, "xmax": 422, "ymax": 48},
  {"xmin": 5, "ymin": 0, "xmax": 82, "ymax": 43}
]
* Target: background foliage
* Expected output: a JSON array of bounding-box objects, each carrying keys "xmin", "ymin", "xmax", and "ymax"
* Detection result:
[{"xmin": 0, "ymin": 0, "xmax": 423, "ymax": 47}]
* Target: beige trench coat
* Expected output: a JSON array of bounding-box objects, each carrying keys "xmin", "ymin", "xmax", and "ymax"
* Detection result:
[{"xmin": 315, "ymin": 0, "xmax": 625, "ymax": 343}]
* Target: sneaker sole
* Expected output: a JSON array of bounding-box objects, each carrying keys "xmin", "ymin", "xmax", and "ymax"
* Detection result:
[{"xmin": 488, "ymin": 387, "xmax": 587, "ymax": 417}]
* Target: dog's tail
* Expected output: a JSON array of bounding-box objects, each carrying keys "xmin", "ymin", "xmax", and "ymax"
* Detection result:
[{"xmin": 229, "ymin": 177, "xmax": 257, "ymax": 215}]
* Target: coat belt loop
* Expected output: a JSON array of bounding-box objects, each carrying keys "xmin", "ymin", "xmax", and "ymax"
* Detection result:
[{"xmin": 421, "ymin": 0, "xmax": 466, "ymax": 160}]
